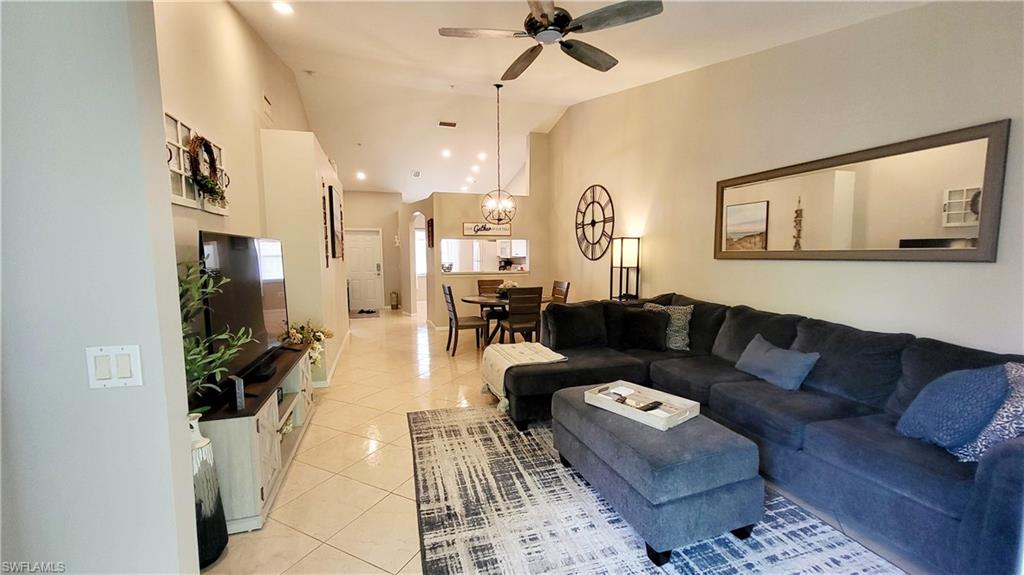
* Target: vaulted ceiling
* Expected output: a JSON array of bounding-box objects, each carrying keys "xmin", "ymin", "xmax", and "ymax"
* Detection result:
[{"xmin": 233, "ymin": 1, "xmax": 913, "ymax": 201}]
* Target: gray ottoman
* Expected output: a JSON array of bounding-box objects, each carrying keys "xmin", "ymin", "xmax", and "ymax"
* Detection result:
[{"xmin": 552, "ymin": 385, "xmax": 764, "ymax": 566}]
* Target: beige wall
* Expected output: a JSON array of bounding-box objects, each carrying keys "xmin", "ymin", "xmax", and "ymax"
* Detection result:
[
  {"xmin": 344, "ymin": 190, "xmax": 403, "ymax": 303},
  {"xmin": 153, "ymin": 0, "xmax": 310, "ymax": 257},
  {"xmin": 545, "ymin": 3, "xmax": 1023, "ymax": 353},
  {"xmin": 3, "ymin": 2, "xmax": 196, "ymax": 570}
]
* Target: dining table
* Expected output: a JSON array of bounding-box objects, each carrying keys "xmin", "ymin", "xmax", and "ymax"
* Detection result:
[
  {"xmin": 461, "ymin": 294, "xmax": 554, "ymax": 344},
  {"xmin": 460, "ymin": 294, "xmax": 554, "ymax": 306}
]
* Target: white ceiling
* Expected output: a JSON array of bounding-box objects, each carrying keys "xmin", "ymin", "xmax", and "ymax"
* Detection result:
[{"xmin": 233, "ymin": 1, "xmax": 914, "ymax": 201}]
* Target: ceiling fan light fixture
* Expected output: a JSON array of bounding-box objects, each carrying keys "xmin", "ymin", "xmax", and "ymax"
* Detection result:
[{"xmin": 535, "ymin": 29, "xmax": 562, "ymax": 44}]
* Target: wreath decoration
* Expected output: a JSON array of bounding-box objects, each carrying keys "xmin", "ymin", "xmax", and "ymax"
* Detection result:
[{"xmin": 186, "ymin": 134, "xmax": 228, "ymax": 207}]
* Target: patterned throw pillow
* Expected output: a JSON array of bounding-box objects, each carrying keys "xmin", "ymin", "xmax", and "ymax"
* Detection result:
[
  {"xmin": 896, "ymin": 364, "xmax": 1009, "ymax": 449},
  {"xmin": 951, "ymin": 362, "xmax": 1024, "ymax": 462},
  {"xmin": 643, "ymin": 303, "xmax": 693, "ymax": 351}
]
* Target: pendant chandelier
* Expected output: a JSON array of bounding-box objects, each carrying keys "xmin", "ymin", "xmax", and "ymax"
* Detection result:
[{"xmin": 481, "ymin": 83, "xmax": 517, "ymax": 225}]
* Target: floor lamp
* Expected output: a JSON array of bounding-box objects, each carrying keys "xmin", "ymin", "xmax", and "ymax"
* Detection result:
[{"xmin": 610, "ymin": 237, "xmax": 641, "ymax": 301}]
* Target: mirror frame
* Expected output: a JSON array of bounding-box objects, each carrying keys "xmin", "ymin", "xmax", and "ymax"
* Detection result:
[{"xmin": 714, "ymin": 119, "xmax": 1010, "ymax": 262}]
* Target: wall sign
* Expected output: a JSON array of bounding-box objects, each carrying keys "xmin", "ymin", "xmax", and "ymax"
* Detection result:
[{"xmin": 463, "ymin": 222, "xmax": 511, "ymax": 237}]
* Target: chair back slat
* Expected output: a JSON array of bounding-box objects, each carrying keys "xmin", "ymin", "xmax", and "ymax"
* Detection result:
[
  {"xmin": 506, "ymin": 287, "xmax": 543, "ymax": 324},
  {"xmin": 477, "ymin": 279, "xmax": 502, "ymax": 296},
  {"xmin": 551, "ymin": 280, "xmax": 571, "ymax": 304},
  {"xmin": 442, "ymin": 284, "xmax": 458, "ymax": 322}
]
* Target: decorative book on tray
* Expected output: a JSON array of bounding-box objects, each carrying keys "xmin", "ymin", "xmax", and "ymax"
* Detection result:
[{"xmin": 585, "ymin": 381, "xmax": 700, "ymax": 431}]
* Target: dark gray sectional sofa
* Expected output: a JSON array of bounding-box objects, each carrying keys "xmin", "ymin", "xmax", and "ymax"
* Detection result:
[{"xmin": 504, "ymin": 294, "xmax": 1024, "ymax": 574}]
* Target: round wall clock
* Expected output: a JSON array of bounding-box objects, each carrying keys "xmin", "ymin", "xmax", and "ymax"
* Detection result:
[{"xmin": 575, "ymin": 184, "xmax": 615, "ymax": 260}]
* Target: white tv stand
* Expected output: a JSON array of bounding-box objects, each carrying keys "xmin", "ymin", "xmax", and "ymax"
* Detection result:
[{"xmin": 199, "ymin": 345, "xmax": 314, "ymax": 533}]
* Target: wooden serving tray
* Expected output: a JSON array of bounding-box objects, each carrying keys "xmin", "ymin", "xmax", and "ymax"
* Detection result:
[{"xmin": 585, "ymin": 381, "xmax": 700, "ymax": 431}]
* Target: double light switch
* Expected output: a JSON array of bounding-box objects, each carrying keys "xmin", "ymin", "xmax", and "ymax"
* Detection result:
[{"xmin": 86, "ymin": 345, "xmax": 142, "ymax": 388}]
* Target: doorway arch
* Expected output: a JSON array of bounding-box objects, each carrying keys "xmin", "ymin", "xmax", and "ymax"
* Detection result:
[{"xmin": 408, "ymin": 212, "xmax": 426, "ymax": 316}]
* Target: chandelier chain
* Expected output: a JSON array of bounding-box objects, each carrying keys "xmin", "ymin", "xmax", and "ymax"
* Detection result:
[{"xmin": 495, "ymin": 83, "xmax": 502, "ymax": 189}]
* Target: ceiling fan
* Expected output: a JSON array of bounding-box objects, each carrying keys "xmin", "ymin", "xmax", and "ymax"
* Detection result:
[{"xmin": 439, "ymin": 0, "xmax": 664, "ymax": 80}]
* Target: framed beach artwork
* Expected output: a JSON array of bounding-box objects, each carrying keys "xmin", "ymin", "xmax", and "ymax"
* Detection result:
[{"xmin": 724, "ymin": 201, "xmax": 769, "ymax": 251}]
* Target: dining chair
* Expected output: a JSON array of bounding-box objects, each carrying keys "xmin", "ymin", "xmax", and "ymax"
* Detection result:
[
  {"xmin": 499, "ymin": 287, "xmax": 543, "ymax": 343},
  {"xmin": 551, "ymin": 280, "xmax": 571, "ymax": 304},
  {"xmin": 477, "ymin": 278, "xmax": 508, "ymax": 341},
  {"xmin": 442, "ymin": 285, "xmax": 486, "ymax": 356}
]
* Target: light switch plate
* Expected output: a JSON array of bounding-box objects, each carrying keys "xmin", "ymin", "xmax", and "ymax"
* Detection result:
[{"xmin": 86, "ymin": 345, "xmax": 142, "ymax": 388}]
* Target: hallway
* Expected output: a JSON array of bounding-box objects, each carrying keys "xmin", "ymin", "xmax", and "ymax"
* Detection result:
[{"xmin": 206, "ymin": 310, "xmax": 496, "ymax": 574}]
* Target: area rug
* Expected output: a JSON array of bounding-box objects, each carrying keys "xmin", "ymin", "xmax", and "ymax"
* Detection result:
[{"xmin": 408, "ymin": 407, "xmax": 904, "ymax": 575}]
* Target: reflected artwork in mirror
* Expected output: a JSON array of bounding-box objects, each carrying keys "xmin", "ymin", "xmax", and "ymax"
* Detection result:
[{"xmin": 715, "ymin": 120, "xmax": 1009, "ymax": 262}]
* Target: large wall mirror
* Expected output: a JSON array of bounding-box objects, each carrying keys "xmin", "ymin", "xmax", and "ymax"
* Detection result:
[{"xmin": 715, "ymin": 120, "xmax": 1010, "ymax": 261}]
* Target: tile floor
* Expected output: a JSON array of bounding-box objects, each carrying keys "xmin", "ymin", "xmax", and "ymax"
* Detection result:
[{"xmin": 205, "ymin": 309, "xmax": 497, "ymax": 574}]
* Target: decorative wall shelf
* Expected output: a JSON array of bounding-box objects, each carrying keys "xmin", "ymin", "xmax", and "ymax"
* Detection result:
[{"xmin": 164, "ymin": 112, "xmax": 231, "ymax": 217}]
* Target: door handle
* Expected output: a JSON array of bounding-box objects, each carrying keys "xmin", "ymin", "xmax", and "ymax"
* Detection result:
[{"xmin": 376, "ymin": 263, "xmax": 381, "ymax": 275}]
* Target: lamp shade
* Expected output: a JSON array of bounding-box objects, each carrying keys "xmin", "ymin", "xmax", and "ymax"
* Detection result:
[{"xmin": 612, "ymin": 237, "xmax": 641, "ymax": 268}]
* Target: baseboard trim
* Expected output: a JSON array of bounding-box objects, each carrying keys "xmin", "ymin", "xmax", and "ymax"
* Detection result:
[
  {"xmin": 317, "ymin": 331, "xmax": 350, "ymax": 389},
  {"xmin": 426, "ymin": 319, "xmax": 449, "ymax": 331}
]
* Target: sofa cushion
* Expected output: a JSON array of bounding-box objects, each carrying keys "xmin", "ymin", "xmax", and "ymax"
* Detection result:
[
  {"xmin": 886, "ymin": 338, "xmax": 1024, "ymax": 416},
  {"xmin": 804, "ymin": 414, "xmax": 978, "ymax": 518},
  {"xmin": 649, "ymin": 355, "xmax": 756, "ymax": 404},
  {"xmin": 623, "ymin": 348, "xmax": 701, "ymax": 366},
  {"xmin": 622, "ymin": 307, "xmax": 669, "ymax": 351},
  {"xmin": 897, "ymin": 365, "xmax": 1009, "ymax": 449},
  {"xmin": 544, "ymin": 301, "xmax": 607, "ymax": 350},
  {"xmin": 504, "ymin": 347, "xmax": 646, "ymax": 397},
  {"xmin": 792, "ymin": 318, "xmax": 914, "ymax": 409},
  {"xmin": 671, "ymin": 294, "xmax": 730, "ymax": 354},
  {"xmin": 552, "ymin": 385, "xmax": 759, "ymax": 504},
  {"xmin": 711, "ymin": 305, "xmax": 803, "ymax": 363},
  {"xmin": 646, "ymin": 292, "xmax": 675, "ymax": 306},
  {"xmin": 602, "ymin": 301, "xmax": 636, "ymax": 350},
  {"xmin": 710, "ymin": 380, "xmax": 875, "ymax": 449},
  {"xmin": 735, "ymin": 334, "xmax": 820, "ymax": 391}
]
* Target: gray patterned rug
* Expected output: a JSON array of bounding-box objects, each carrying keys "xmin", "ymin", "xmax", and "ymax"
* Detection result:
[{"xmin": 408, "ymin": 407, "xmax": 903, "ymax": 575}]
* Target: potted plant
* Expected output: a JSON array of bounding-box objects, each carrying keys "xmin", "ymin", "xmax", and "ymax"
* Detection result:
[{"xmin": 179, "ymin": 259, "xmax": 255, "ymax": 567}]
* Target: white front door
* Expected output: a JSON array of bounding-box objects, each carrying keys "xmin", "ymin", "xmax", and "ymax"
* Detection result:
[{"xmin": 345, "ymin": 230, "xmax": 383, "ymax": 312}]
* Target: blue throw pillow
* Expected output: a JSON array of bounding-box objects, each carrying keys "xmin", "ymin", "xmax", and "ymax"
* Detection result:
[
  {"xmin": 897, "ymin": 365, "xmax": 1009, "ymax": 449},
  {"xmin": 735, "ymin": 334, "xmax": 820, "ymax": 391}
]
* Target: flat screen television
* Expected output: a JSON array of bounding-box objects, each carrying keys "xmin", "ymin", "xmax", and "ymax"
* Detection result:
[{"xmin": 199, "ymin": 231, "xmax": 288, "ymax": 379}]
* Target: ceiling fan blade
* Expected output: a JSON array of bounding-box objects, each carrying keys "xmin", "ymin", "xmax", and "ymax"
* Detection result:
[
  {"xmin": 439, "ymin": 28, "xmax": 529, "ymax": 39},
  {"xmin": 559, "ymin": 39, "xmax": 618, "ymax": 72},
  {"xmin": 567, "ymin": 0, "xmax": 663, "ymax": 34},
  {"xmin": 527, "ymin": 0, "xmax": 556, "ymax": 24},
  {"xmin": 502, "ymin": 44, "xmax": 544, "ymax": 80}
]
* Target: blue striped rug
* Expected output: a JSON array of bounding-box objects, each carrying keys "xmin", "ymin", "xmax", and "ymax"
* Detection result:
[{"xmin": 409, "ymin": 407, "xmax": 903, "ymax": 575}]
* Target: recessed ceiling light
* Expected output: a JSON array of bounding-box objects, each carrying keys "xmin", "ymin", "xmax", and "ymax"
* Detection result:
[
  {"xmin": 272, "ymin": 2, "xmax": 294, "ymax": 15},
  {"xmin": 466, "ymin": 176, "xmax": 475, "ymax": 183},
  {"xmin": 471, "ymin": 165, "xmax": 480, "ymax": 173},
  {"xmin": 477, "ymin": 152, "xmax": 487, "ymax": 161},
  {"xmin": 460, "ymin": 185, "xmax": 468, "ymax": 192},
  {"xmin": 441, "ymin": 149, "xmax": 452, "ymax": 158},
  {"xmin": 355, "ymin": 171, "xmax": 367, "ymax": 181}
]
